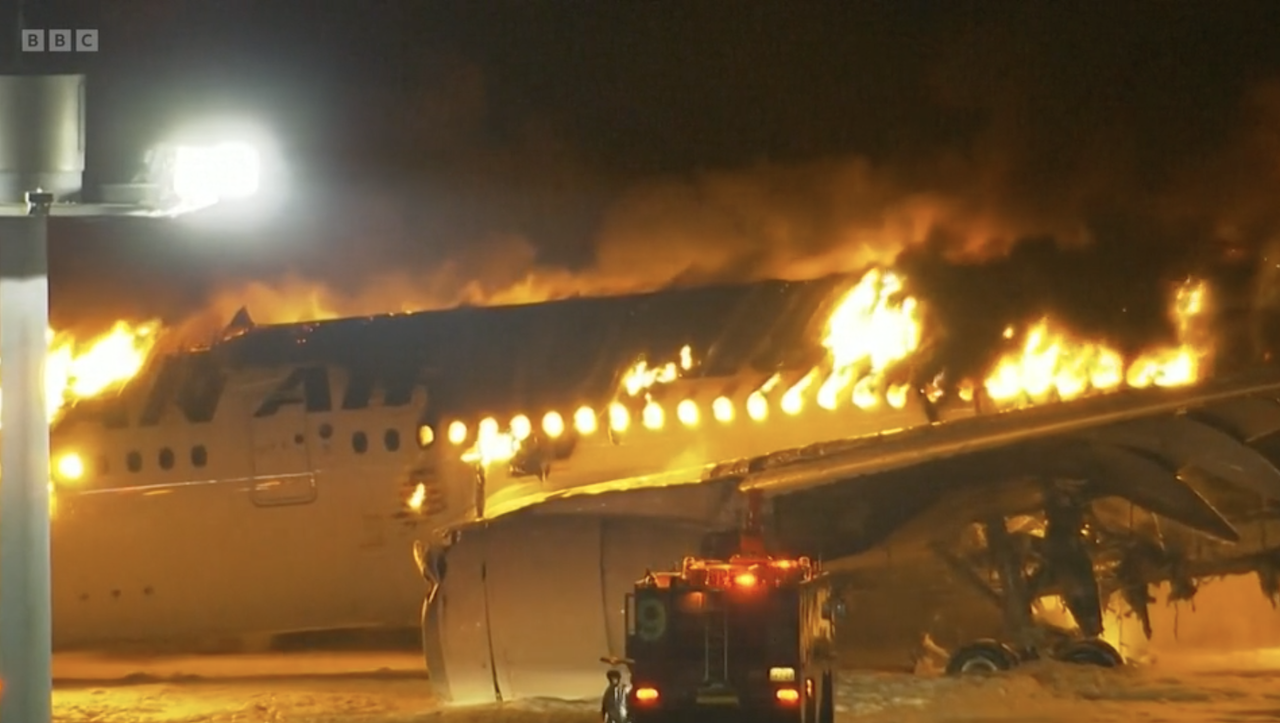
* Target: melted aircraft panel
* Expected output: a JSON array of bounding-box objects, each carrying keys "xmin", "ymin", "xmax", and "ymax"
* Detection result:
[{"xmin": 150, "ymin": 277, "xmax": 856, "ymax": 419}]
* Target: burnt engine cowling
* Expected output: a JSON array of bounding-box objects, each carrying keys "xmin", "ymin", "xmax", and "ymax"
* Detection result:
[{"xmin": 422, "ymin": 513, "xmax": 711, "ymax": 703}]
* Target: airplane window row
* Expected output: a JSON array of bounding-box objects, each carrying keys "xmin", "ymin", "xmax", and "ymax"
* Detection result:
[
  {"xmin": 350, "ymin": 429, "xmax": 402, "ymax": 454},
  {"xmin": 113, "ymin": 428, "xmax": 410, "ymax": 473},
  {"xmin": 122, "ymin": 446, "xmax": 208, "ymax": 474}
]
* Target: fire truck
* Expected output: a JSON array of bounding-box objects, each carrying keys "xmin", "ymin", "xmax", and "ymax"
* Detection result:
[{"xmin": 610, "ymin": 494, "xmax": 839, "ymax": 723}]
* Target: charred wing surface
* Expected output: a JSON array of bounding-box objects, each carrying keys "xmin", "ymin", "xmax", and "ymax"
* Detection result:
[
  {"xmin": 771, "ymin": 384, "xmax": 1280, "ymax": 667},
  {"xmin": 422, "ymin": 514, "xmax": 708, "ymax": 704},
  {"xmin": 1085, "ymin": 416, "xmax": 1280, "ymax": 501},
  {"xmin": 773, "ymin": 385, "xmax": 1280, "ymax": 560},
  {"xmin": 1186, "ymin": 396, "xmax": 1280, "ymax": 443}
]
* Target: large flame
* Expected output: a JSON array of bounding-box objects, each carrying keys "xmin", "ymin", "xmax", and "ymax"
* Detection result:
[
  {"xmin": 0, "ymin": 320, "xmax": 161, "ymax": 518},
  {"xmin": 984, "ymin": 279, "xmax": 1209, "ymax": 405},
  {"xmin": 0, "ymin": 320, "xmax": 162, "ymax": 426},
  {"xmin": 438, "ymin": 270, "xmax": 1219, "ymax": 484},
  {"xmin": 813, "ymin": 268, "xmax": 922, "ymax": 411}
]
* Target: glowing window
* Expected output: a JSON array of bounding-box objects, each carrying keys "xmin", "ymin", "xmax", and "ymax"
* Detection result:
[{"xmin": 418, "ymin": 425, "xmax": 436, "ymax": 448}]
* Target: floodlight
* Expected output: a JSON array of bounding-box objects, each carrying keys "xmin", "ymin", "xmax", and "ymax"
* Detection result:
[
  {"xmin": 0, "ymin": 73, "xmax": 279, "ymax": 723},
  {"xmin": 146, "ymin": 141, "xmax": 262, "ymax": 213}
]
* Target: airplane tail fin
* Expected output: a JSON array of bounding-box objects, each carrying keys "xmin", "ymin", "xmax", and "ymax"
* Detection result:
[{"xmin": 222, "ymin": 307, "xmax": 256, "ymax": 340}]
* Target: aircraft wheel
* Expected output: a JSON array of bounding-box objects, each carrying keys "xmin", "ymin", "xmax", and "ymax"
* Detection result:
[
  {"xmin": 1055, "ymin": 638, "xmax": 1124, "ymax": 668},
  {"xmin": 945, "ymin": 639, "xmax": 1020, "ymax": 676}
]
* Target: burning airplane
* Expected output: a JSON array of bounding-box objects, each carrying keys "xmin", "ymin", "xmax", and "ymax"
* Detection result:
[{"xmin": 36, "ymin": 267, "xmax": 1280, "ymax": 704}]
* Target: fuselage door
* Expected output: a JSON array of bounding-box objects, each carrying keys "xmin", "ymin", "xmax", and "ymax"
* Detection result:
[{"xmin": 249, "ymin": 394, "xmax": 316, "ymax": 507}]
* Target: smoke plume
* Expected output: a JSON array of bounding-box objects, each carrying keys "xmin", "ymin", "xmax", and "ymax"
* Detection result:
[{"xmin": 52, "ymin": 5, "xmax": 1280, "ymax": 366}]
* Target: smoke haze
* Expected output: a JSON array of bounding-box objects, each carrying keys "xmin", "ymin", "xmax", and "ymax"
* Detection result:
[{"xmin": 42, "ymin": 3, "xmax": 1280, "ymax": 360}]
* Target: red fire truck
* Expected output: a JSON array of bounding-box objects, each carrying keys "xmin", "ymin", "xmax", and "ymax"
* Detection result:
[{"xmin": 611, "ymin": 496, "xmax": 839, "ymax": 723}]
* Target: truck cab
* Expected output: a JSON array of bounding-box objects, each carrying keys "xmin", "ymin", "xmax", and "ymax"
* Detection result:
[{"xmin": 621, "ymin": 553, "xmax": 837, "ymax": 723}]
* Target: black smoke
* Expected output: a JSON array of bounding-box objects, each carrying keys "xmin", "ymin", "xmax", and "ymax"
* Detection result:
[{"xmin": 38, "ymin": 2, "xmax": 1280, "ymax": 365}]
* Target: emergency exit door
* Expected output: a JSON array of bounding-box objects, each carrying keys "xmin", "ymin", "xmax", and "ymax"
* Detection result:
[{"xmin": 249, "ymin": 402, "xmax": 317, "ymax": 506}]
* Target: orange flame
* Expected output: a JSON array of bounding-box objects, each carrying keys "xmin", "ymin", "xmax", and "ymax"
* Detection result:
[
  {"xmin": 0, "ymin": 320, "xmax": 162, "ymax": 427},
  {"xmin": 984, "ymin": 279, "xmax": 1209, "ymax": 405}
]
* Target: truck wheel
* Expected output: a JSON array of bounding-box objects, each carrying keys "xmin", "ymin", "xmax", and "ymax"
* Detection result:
[
  {"xmin": 818, "ymin": 670, "xmax": 835, "ymax": 723},
  {"xmin": 1055, "ymin": 638, "xmax": 1124, "ymax": 668},
  {"xmin": 945, "ymin": 639, "xmax": 1019, "ymax": 676}
]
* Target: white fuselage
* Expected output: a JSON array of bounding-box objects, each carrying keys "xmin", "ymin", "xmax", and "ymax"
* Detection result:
[
  {"xmin": 50, "ymin": 364, "xmax": 428, "ymax": 648},
  {"xmin": 47, "ymin": 355, "xmax": 968, "ymax": 651}
]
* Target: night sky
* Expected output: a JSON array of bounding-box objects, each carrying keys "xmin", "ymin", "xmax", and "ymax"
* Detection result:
[{"xmin": 7, "ymin": 1, "xmax": 1280, "ymax": 361}]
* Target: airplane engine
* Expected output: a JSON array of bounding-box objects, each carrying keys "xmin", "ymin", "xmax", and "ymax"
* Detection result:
[{"xmin": 421, "ymin": 513, "xmax": 711, "ymax": 704}]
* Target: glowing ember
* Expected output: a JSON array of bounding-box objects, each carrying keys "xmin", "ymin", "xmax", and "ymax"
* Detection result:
[{"xmin": 408, "ymin": 482, "xmax": 426, "ymax": 511}]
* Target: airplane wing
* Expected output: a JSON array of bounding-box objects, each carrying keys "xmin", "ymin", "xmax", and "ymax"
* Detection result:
[
  {"xmin": 745, "ymin": 369, "xmax": 1280, "ymax": 662},
  {"xmin": 740, "ymin": 369, "xmax": 1280, "ymax": 499}
]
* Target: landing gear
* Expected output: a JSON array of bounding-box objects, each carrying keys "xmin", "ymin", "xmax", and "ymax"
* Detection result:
[{"xmin": 940, "ymin": 484, "xmax": 1125, "ymax": 676}]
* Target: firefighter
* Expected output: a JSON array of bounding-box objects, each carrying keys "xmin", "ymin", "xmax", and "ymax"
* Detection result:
[{"xmin": 600, "ymin": 668, "xmax": 629, "ymax": 723}]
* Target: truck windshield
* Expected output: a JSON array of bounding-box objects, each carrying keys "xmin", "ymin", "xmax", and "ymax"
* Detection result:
[{"xmin": 665, "ymin": 588, "xmax": 799, "ymax": 663}]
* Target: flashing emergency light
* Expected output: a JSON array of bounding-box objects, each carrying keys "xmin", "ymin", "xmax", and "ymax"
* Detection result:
[
  {"xmin": 776, "ymin": 688, "xmax": 801, "ymax": 704},
  {"xmin": 634, "ymin": 686, "xmax": 660, "ymax": 703},
  {"xmin": 733, "ymin": 572, "xmax": 758, "ymax": 587}
]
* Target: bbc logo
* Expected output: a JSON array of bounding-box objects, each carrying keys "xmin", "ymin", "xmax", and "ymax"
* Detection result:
[{"xmin": 21, "ymin": 29, "xmax": 98, "ymax": 52}]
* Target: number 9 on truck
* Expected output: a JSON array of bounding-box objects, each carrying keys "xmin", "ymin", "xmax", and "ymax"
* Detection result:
[{"xmin": 635, "ymin": 596, "xmax": 667, "ymax": 642}]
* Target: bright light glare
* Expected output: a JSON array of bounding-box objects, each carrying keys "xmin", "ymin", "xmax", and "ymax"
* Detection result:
[
  {"xmin": 169, "ymin": 142, "xmax": 261, "ymax": 209},
  {"xmin": 55, "ymin": 453, "xmax": 84, "ymax": 482}
]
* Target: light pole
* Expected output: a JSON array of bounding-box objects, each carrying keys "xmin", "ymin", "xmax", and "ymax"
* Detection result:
[{"xmin": 0, "ymin": 73, "xmax": 261, "ymax": 723}]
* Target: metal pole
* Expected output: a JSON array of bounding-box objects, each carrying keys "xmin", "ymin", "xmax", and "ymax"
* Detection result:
[{"xmin": 0, "ymin": 197, "xmax": 52, "ymax": 723}]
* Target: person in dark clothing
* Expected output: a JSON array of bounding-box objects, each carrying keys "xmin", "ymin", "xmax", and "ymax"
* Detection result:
[{"xmin": 601, "ymin": 669, "xmax": 629, "ymax": 723}]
